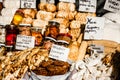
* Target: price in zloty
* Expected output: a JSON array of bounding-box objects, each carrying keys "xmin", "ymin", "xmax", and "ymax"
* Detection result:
[
  {"xmin": 15, "ymin": 35, "xmax": 35, "ymax": 50},
  {"xmin": 78, "ymin": 0, "xmax": 96, "ymax": 12},
  {"xmin": 49, "ymin": 44, "xmax": 70, "ymax": 62},
  {"xmin": 104, "ymin": 0, "xmax": 120, "ymax": 13},
  {"xmin": 40, "ymin": 0, "xmax": 55, "ymax": 4},
  {"xmin": 20, "ymin": 0, "xmax": 36, "ymax": 8},
  {"xmin": 84, "ymin": 17, "xmax": 105, "ymax": 40},
  {"xmin": 90, "ymin": 44, "xmax": 104, "ymax": 54},
  {"xmin": 59, "ymin": 0, "xmax": 75, "ymax": 3}
]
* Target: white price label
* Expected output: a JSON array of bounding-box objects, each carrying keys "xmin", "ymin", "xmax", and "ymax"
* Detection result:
[
  {"xmin": 78, "ymin": 0, "xmax": 96, "ymax": 12},
  {"xmin": 40, "ymin": 0, "xmax": 55, "ymax": 4},
  {"xmin": 49, "ymin": 44, "xmax": 69, "ymax": 62},
  {"xmin": 104, "ymin": 0, "xmax": 120, "ymax": 13},
  {"xmin": 15, "ymin": 35, "xmax": 35, "ymax": 50},
  {"xmin": 84, "ymin": 17, "xmax": 105, "ymax": 40},
  {"xmin": 0, "ymin": 0, "xmax": 2, "ymax": 2},
  {"xmin": 59, "ymin": 0, "xmax": 75, "ymax": 3},
  {"xmin": 90, "ymin": 44, "xmax": 104, "ymax": 54},
  {"xmin": 20, "ymin": 0, "xmax": 36, "ymax": 8}
]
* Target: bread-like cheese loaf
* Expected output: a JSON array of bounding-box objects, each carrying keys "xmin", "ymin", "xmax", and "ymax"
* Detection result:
[
  {"xmin": 77, "ymin": 41, "xmax": 88, "ymax": 61},
  {"xmin": 57, "ymin": 2, "xmax": 75, "ymax": 12},
  {"xmin": 36, "ymin": 11, "xmax": 55, "ymax": 21}
]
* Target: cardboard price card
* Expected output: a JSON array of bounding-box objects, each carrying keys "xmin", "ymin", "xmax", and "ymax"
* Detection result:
[
  {"xmin": 78, "ymin": 0, "xmax": 96, "ymax": 12},
  {"xmin": 15, "ymin": 35, "xmax": 35, "ymax": 50},
  {"xmin": 47, "ymin": 0, "xmax": 55, "ymax": 4},
  {"xmin": 104, "ymin": 0, "xmax": 120, "ymax": 13},
  {"xmin": 49, "ymin": 44, "xmax": 70, "ymax": 62},
  {"xmin": 40, "ymin": 0, "xmax": 55, "ymax": 4},
  {"xmin": 59, "ymin": 0, "xmax": 75, "ymax": 3},
  {"xmin": 84, "ymin": 17, "xmax": 105, "ymax": 40},
  {"xmin": 90, "ymin": 44, "xmax": 104, "ymax": 54},
  {"xmin": 20, "ymin": 0, "xmax": 36, "ymax": 8}
]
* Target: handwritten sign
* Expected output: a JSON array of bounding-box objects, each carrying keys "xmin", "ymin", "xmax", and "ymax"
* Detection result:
[
  {"xmin": 40, "ymin": 0, "xmax": 55, "ymax": 4},
  {"xmin": 20, "ymin": 0, "xmax": 36, "ymax": 8},
  {"xmin": 49, "ymin": 44, "xmax": 69, "ymax": 62},
  {"xmin": 78, "ymin": 0, "xmax": 96, "ymax": 12},
  {"xmin": 84, "ymin": 17, "xmax": 105, "ymax": 40},
  {"xmin": 104, "ymin": 0, "xmax": 120, "ymax": 13},
  {"xmin": 59, "ymin": 0, "xmax": 75, "ymax": 3},
  {"xmin": 15, "ymin": 35, "xmax": 35, "ymax": 50},
  {"xmin": 90, "ymin": 44, "xmax": 104, "ymax": 54}
]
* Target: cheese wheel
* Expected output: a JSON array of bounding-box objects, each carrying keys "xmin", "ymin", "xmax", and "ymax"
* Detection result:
[
  {"xmin": 70, "ymin": 20, "xmax": 81, "ymax": 28},
  {"xmin": 57, "ymin": 2, "xmax": 75, "ymax": 12},
  {"xmin": 36, "ymin": 11, "xmax": 55, "ymax": 21},
  {"xmin": 51, "ymin": 18, "xmax": 69, "ymax": 28}
]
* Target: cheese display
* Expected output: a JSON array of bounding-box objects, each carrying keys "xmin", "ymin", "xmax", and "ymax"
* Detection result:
[{"xmin": 0, "ymin": 0, "xmax": 120, "ymax": 80}]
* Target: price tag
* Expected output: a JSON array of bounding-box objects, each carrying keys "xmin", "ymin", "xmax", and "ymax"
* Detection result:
[
  {"xmin": 20, "ymin": 0, "xmax": 36, "ymax": 8},
  {"xmin": 104, "ymin": 0, "xmax": 120, "ymax": 13},
  {"xmin": 0, "ymin": 0, "xmax": 2, "ymax": 2},
  {"xmin": 15, "ymin": 35, "xmax": 35, "ymax": 50},
  {"xmin": 59, "ymin": 0, "xmax": 75, "ymax": 3},
  {"xmin": 49, "ymin": 44, "xmax": 70, "ymax": 62},
  {"xmin": 78, "ymin": 0, "xmax": 96, "ymax": 12},
  {"xmin": 90, "ymin": 44, "xmax": 104, "ymax": 54},
  {"xmin": 84, "ymin": 17, "xmax": 105, "ymax": 40},
  {"xmin": 40, "ymin": 0, "xmax": 55, "ymax": 4}
]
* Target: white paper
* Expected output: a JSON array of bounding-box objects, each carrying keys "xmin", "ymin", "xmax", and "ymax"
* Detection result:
[
  {"xmin": 104, "ymin": 0, "xmax": 120, "ymax": 13},
  {"xmin": 59, "ymin": 0, "xmax": 75, "ymax": 3},
  {"xmin": 78, "ymin": 0, "xmax": 96, "ymax": 12},
  {"xmin": 0, "ymin": 0, "xmax": 2, "ymax": 2},
  {"xmin": 49, "ymin": 44, "xmax": 69, "ymax": 62},
  {"xmin": 20, "ymin": 0, "xmax": 36, "ymax": 8},
  {"xmin": 40, "ymin": 0, "xmax": 46, "ymax": 3},
  {"xmin": 40, "ymin": 0, "xmax": 55, "ymax": 4},
  {"xmin": 90, "ymin": 44, "xmax": 104, "ymax": 54},
  {"xmin": 84, "ymin": 17, "xmax": 105, "ymax": 40},
  {"xmin": 15, "ymin": 35, "xmax": 35, "ymax": 50}
]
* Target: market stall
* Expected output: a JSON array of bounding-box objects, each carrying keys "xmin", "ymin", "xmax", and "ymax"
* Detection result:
[{"xmin": 0, "ymin": 0, "xmax": 120, "ymax": 80}]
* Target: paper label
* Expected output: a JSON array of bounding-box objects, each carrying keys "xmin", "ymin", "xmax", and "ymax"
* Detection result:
[
  {"xmin": 15, "ymin": 35, "xmax": 35, "ymax": 50},
  {"xmin": 49, "ymin": 44, "xmax": 69, "ymax": 62},
  {"xmin": 78, "ymin": 0, "xmax": 96, "ymax": 12},
  {"xmin": 59, "ymin": 0, "xmax": 75, "ymax": 3},
  {"xmin": 84, "ymin": 17, "xmax": 105, "ymax": 40},
  {"xmin": 104, "ymin": 0, "xmax": 120, "ymax": 13},
  {"xmin": 40, "ymin": 0, "xmax": 55, "ymax": 4},
  {"xmin": 0, "ymin": 0, "xmax": 2, "ymax": 2},
  {"xmin": 20, "ymin": 0, "xmax": 36, "ymax": 8},
  {"xmin": 0, "ymin": 28, "xmax": 5, "ymax": 43},
  {"xmin": 90, "ymin": 44, "xmax": 104, "ymax": 54}
]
